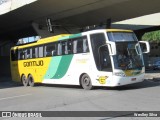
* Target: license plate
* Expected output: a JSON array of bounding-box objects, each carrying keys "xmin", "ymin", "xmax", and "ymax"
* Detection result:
[{"xmin": 132, "ymin": 78, "xmax": 136, "ymax": 81}]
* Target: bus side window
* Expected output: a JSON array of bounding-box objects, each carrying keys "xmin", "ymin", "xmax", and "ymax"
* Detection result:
[
  {"xmin": 73, "ymin": 40, "xmax": 77, "ymax": 54},
  {"xmin": 45, "ymin": 44, "xmax": 52, "ymax": 57},
  {"xmin": 68, "ymin": 40, "xmax": 72, "ymax": 54},
  {"xmin": 62, "ymin": 41, "xmax": 72, "ymax": 55},
  {"xmin": 45, "ymin": 43, "xmax": 57, "ymax": 57},
  {"xmin": 62, "ymin": 41, "xmax": 67, "ymax": 55},
  {"xmin": 83, "ymin": 38, "xmax": 89, "ymax": 53},
  {"xmin": 39, "ymin": 46, "xmax": 43, "ymax": 58},
  {"xmin": 24, "ymin": 49, "xmax": 28, "ymax": 59},
  {"xmin": 73, "ymin": 37, "xmax": 88, "ymax": 54},
  {"xmin": 57, "ymin": 43, "xmax": 62, "ymax": 56},
  {"xmin": 26, "ymin": 48, "xmax": 31, "ymax": 59},
  {"xmin": 32, "ymin": 47, "xmax": 38, "ymax": 58},
  {"xmin": 73, "ymin": 38, "xmax": 83, "ymax": 54},
  {"xmin": 18, "ymin": 49, "xmax": 25, "ymax": 60},
  {"xmin": 52, "ymin": 44, "xmax": 57, "ymax": 56},
  {"xmin": 99, "ymin": 46, "xmax": 112, "ymax": 71},
  {"xmin": 77, "ymin": 39, "xmax": 83, "ymax": 53}
]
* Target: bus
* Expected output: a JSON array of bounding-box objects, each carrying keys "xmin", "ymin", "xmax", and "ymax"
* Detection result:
[{"xmin": 10, "ymin": 29, "xmax": 150, "ymax": 90}]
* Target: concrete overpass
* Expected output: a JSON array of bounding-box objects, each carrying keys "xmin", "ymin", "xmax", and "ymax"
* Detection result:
[
  {"xmin": 0, "ymin": 0, "xmax": 160, "ymax": 77},
  {"xmin": 0, "ymin": 0, "xmax": 160, "ymax": 40}
]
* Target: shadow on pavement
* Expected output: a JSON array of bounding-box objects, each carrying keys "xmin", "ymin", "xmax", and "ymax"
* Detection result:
[
  {"xmin": 42, "ymin": 84, "xmax": 82, "ymax": 90},
  {"xmin": 0, "ymin": 77, "xmax": 22, "ymax": 89},
  {"xmin": 41, "ymin": 79, "xmax": 160, "ymax": 91},
  {"xmin": 96, "ymin": 80, "xmax": 160, "ymax": 91}
]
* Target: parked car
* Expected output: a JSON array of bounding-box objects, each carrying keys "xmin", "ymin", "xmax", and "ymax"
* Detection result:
[
  {"xmin": 154, "ymin": 61, "xmax": 160, "ymax": 70},
  {"xmin": 146, "ymin": 61, "xmax": 155, "ymax": 71}
]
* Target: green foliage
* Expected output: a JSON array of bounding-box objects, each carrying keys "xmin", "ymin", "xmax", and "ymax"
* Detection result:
[{"xmin": 142, "ymin": 30, "xmax": 160, "ymax": 41}]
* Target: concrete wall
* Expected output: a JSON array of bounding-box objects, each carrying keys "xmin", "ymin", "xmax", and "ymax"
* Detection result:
[
  {"xmin": 0, "ymin": 56, "xmax": 11, "ymax": 77},
  {"xmin": 0, "ymin": 41, "xmax": 14, "ymax": 77}
]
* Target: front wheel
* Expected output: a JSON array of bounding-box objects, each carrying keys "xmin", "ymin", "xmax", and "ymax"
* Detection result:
[
  {"xmin": 28, "ymin": 74, "xmax": 35, "ymax": 87},
  {"xmin": 81, "ymin": 74, "xmax": 93, "ymax": 90},
  {"xmin": 21, "ymin": 74, "xmax": 28, "ymax": 87}
]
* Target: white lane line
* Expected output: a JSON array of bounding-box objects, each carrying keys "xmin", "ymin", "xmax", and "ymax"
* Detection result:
[{"xmin": 0, "ymin": 94, "xmax": 32, "ymax": 101}]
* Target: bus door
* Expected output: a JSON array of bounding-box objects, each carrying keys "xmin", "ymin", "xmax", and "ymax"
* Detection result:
[{"xmin": 90, "ymin": 33, "xmax": 113, "ymax": 73}]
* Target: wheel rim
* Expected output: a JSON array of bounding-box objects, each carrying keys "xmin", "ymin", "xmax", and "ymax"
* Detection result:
[
  {"xmin": 81, "ymin": 74, "xmax": 92, "ymax": 90},
  {"xmin": 29, "ymin": 77, "xmax": 33, "ymax": 84},
  {"xmin": 28, "ymin": 75, "xmax": 34, "ymax": 87},
  {"xmin": 83, "ymin": 77, "xmax": 90, "ymax": 86},
  {"xmin": 22, "ymin": 75, "xmax": 28, "ymax": 86}
]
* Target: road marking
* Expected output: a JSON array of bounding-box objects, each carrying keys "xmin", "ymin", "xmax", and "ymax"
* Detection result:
[{"xmin": 0, "ymin": 94, "xmax": 32, "ymax": 101}]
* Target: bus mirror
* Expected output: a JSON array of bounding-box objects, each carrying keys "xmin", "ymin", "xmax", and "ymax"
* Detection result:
[
  {"xmin": 139, "ymin": 41, "xmax": 150, "ymax": 54},
  {"xmin": 107, "ymin": 42, "xmax": 117, "ymax": 55}
]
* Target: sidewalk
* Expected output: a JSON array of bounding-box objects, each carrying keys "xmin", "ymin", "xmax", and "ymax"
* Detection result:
[{"xmin": 145, "ymin": 70, "xmax": 160, "ymax": 80}]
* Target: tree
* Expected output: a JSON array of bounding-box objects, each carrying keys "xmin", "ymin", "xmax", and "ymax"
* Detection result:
[{"xmin": 142, "ymin": 30, "xmax": 160, "ymax": 41}]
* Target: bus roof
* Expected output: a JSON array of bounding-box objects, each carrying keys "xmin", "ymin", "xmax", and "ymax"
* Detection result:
[
  {"xmin": 12, "ymin": 34, "xmax": 71, "ymax": 49},
  {"xmin": 106, "ymin": 29, "xmax": 133, "ymax": 32},
  {"xmin": 11, "ymin": 29, "xmax": 133, "ymax": 50}
]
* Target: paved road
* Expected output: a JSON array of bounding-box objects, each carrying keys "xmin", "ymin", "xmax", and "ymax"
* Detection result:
[{"xmin": 0, "ymin": 72, "xmax": 160, "ymax": 120}]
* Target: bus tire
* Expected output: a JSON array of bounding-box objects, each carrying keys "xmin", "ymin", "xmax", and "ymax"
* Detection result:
[
  {"xmin": 28, "ymin": 74, "xmax": 35, "ymax": 87},
  {"xmin": 21, "ymin": 74, "xmax": 28, "ymax": 87},
  {"xmin": 81, "ymin": 74, "xmax": 93, "ymax": 90}
]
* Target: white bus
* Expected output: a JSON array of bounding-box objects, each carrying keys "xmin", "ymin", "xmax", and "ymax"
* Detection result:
[{"xmin": 10, "ymin": 29, "xmax": 150, "ymax": 90}]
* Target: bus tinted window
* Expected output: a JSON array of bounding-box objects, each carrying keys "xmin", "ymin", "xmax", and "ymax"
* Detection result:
[
  {"xmin": 77, "ymin": 39, "xmax": 83, "ymax": 53},
  {"xmin": 62, "ymin": 41, "xmax": 67, "ymax": 55},
  {"xmin": 18, "ymin": 49, "xmax": 25, "ymax": 60},
  {"xmin": 68, "ymin": 40, "xmax": 73, "ymax": 54},
  {"xmin": 83, "ymin": 38, "xmax": 89, "ymax": 53},
  {"xmin": 45, "ymin": 43, "xmax": 57, "ymax": 57},
  {"xmin": 32, "ymin": 47, "xmax": 38, "ymax": 58},
  {"xmin": 73, "ymin": 36, "xmax": 89, "ymax": 54},
  {"xmin": 57, "ymin": 43, "xmax": 62, "ymax": 55},
  {"xmin": 38, "ymin": 46, "xmax": 43, "ymax": 58},
  {"xmin": 26, "ymin": 48, "xmax": 31, "ymax": 59},
  {"xmin": 61, "ymin": 41, "xmax": 72, "ymax": 55}
]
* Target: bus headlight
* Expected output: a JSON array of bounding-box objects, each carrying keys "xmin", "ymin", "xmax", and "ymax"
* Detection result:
[{"xmin": 113, "ymin": 72, "xmax": 126, "ymax": 77}]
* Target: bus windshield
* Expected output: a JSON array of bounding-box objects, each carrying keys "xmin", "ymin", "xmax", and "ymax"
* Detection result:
[
  {"xmin": 107, "ymin": 32, "xmax": 137, "ymax": 42},
  {"xmin": 107, "ymin": 32, "xmax": 144, "ymax": 70},
  {"xmin": 113, "ymin": 42, "xmax": 144, "ymax": 70}
]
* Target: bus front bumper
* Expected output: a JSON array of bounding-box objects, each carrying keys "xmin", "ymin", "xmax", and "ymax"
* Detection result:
[{"xmin": 107, "ymin": 73, "xmax": 145, "ymax": 87}]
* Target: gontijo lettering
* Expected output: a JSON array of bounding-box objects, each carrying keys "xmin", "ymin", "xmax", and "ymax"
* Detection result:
[{"xmin": 23, "ymin": 60, "xmax": 44, "ymax": 67}]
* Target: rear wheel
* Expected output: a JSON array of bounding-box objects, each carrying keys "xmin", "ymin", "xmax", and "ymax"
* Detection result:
[
  {"xmin": 28, "ymin": 74, "xmax": 35, "ymax": 87},
  {"xmin": 81, "ymin": 74, "xmax": 93, "ymax": 90},
  {"xmin": 21, "ymin": 74, "xmax": 28, "ymax": 87}
]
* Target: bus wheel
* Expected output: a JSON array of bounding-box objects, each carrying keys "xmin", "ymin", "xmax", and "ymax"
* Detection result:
[
  {"xmin": 81, "ymin": 74, "xmax": 93, "ymax": 90},
  {"xmin": 28, "ymin": 74, "xmax": 35, "ymax": 87},
  {"xmin": 21, "ymin": 74, "xmax": 28, "ymax": 87}
]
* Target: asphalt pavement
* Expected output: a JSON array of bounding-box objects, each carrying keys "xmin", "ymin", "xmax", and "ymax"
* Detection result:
[{"xmin": 0, "ymin": 71, "xmax": 160, "ymax": 120}]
